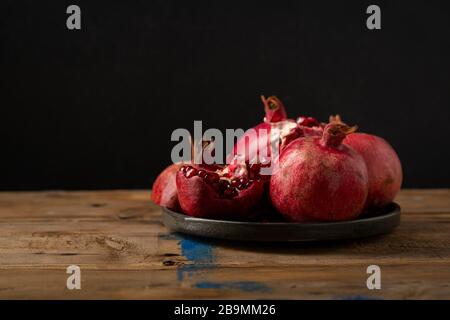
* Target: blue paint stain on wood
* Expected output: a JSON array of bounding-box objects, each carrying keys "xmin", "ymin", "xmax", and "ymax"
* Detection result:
[
  {"xmin": 175, "ymin": 234, "xmax": 215, "ymax": 281},
  {"xmin": 194, "ymin": 281, "xmax": 270, "ymax": 293},
  {"xmin": 166, "ymin": 233, "xmax": 271, "ymax": 293},
  {"xmin": 180, "ymin": 236, "xmax": 214, "ymax": 263}
]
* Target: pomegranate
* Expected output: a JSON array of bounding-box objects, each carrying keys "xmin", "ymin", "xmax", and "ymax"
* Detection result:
[
  {"xmin": 151, "ymin": 163, "xmax": 182, "ymax": 211},
  {"xmin": 176, "ymin": 162, "xmax": 265, "ymax": 220},
  {"xmin": 229, "ymin": 95, "xmax": 321, "ymax": 175},
  {"xmin": 330, "ymin": 116, "xmax": 403, "ymax": 210},
  {"xmin": 270, "ymin": 123, "xmax": 369, "ymax": 222},
  {"xmin": 344, "ymin": 134, "xmax": 402, "ymax": 210},
  {"xmin": 344, "ymin": 134, "xmax": 402, "ymax": 209}
]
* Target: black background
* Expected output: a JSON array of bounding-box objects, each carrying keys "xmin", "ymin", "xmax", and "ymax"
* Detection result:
[{"xmin": 1, "ymin": 0, "xmax": 449, "ymax": 190}]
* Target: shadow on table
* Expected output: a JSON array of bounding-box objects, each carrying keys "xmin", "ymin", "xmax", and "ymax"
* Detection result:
[{"xmin": 169, "ymin": 232, "xmax": 391, "ymax": 255}]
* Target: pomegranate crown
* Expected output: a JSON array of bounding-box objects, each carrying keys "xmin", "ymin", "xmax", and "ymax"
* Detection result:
[
  {"xmin": 321, "ymin": 119, "xmax": 358, "ymax": 148},
  {"xmin": 329, "ymin": 114, "xmax": 343, "ymax": 124},
  {"xmin": 261, "ymin": 95, "xmax": 288, "ymax": 123}
]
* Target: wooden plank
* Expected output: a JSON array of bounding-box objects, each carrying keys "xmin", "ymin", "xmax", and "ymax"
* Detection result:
[
  {"xmin": 0, "ymin": 189, "xmax": 449, "ymax": 299},
  {"xmin": 1, "ymin": 263, "xmax": 450, "ymax": 300}
]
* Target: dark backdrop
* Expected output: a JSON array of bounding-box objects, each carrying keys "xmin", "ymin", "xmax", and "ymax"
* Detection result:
[{"xmin": 1, "ymin": 0, "xmax": 449, "ymax": 190}]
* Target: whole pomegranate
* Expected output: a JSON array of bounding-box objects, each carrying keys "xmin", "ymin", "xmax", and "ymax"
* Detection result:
[
  {"xmin": 330, "ymin": 115, "xmax": 403, "ymax": 210},
  {"xmin": 270, "ymin": 123, "xmax": 369, "ymax": 222},
  {"xmin": 151, "ymin": 163, "xmax": 182, "ymax": 211},
  {"xmin": 229, "ymin": 95, "xmax": 321, "ymax": 175},
  {"xmin": 176, "ymin": 162, "xmax": 265, "ymax": 220},
  {"xmin": 344, "ymin": 133, "xmax": 402, "ymax": 210}
]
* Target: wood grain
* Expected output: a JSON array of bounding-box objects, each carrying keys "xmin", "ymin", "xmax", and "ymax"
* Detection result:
[{"xmin": 0, "ymin": 189, "xmax": 449, "ymax": 299}]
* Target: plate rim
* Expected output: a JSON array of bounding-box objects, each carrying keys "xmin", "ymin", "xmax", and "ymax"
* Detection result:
[{"xmin": 162, "ymin": 202, "xmax": 401, "ymax": 227}]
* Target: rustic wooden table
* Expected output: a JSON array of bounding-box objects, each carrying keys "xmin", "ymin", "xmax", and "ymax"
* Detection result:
[{"xmin": 0, "ymin": 189, "xmax": 449, "ymax": 299}]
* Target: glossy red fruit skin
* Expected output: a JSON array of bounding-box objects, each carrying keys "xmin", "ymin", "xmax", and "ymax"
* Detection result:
[
  {"xmin": 176, "ymin": 168, "xmax": 265, "ymax": 220},
  {"xmin": 344, "ymin": 133, "xmax": 402, "ymax": 210},
  {"xmin": 151, "ymin": 163, "xmax": 182, "ymax": 211},
  {"xmin": 270, "ymin": 127, "xmax": 368, "ymax": 222}
]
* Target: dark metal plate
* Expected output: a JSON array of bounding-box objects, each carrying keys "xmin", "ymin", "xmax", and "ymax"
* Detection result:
[{"xmin": 161, "ymin": 203, "xmax": 401, "ymax": 242}]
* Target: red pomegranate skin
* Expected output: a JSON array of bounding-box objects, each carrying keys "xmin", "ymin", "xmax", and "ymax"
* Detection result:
[
  {"xmin": 270, "ymin": 124, "xmax": 369, "ymax": 222},
  {"xmin": 344, "ymin": 133, "xmax": 402, "ymax": 209},
  {"xmin": 176, "ymin": 167, "xmax": 265, "ymax": 220},
  {"xmin": 151, "ymin": 163, "xmax": 182, "ymax": 211}
]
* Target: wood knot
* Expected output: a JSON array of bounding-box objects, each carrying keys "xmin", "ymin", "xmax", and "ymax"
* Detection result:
[
  {"xmin": 91, "ymin": 203, "xmax": 106, "ymax": 208},
  {"xmin": 163, "ymin": 260, "xmax": 176, "ymax": 266}
]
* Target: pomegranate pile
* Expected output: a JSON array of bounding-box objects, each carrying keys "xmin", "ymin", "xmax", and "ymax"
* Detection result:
[{"xmin": 152, "ymin": 96, "xmax": 402, "ymax": 223}]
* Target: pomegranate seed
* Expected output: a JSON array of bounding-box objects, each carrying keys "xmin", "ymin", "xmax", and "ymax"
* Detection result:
[
  {"xmin": 197, "ymin": 170, "xmax": 208, "ymax": 178},
  {"xmin": 207, "ymin": 173, "xmax": 220, "ymax": 184},
  {"xmin": 223, "ymin": 187, "xmax": 232, "ymax": 197},
  {"xmin": 239, "ymin": 177, "xmax": 248, "ymax": 185},
  {"xmin": 185, "ymin": 167, "xmax": 197, "ymax": 178},
  {"xmin": 223, "ymin": 187, "xmax": 238, "ymax": 198},
  {"xmin": 235, "ymin": 177, "xmax": 248, "ymax": 190},
  {"xmin": 230, "ymin": 178, "xmax": 240, "ymax": 188},
  {"xmin": 218, "ymin": 179, "xmax": 230, "ymax": 191}
]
